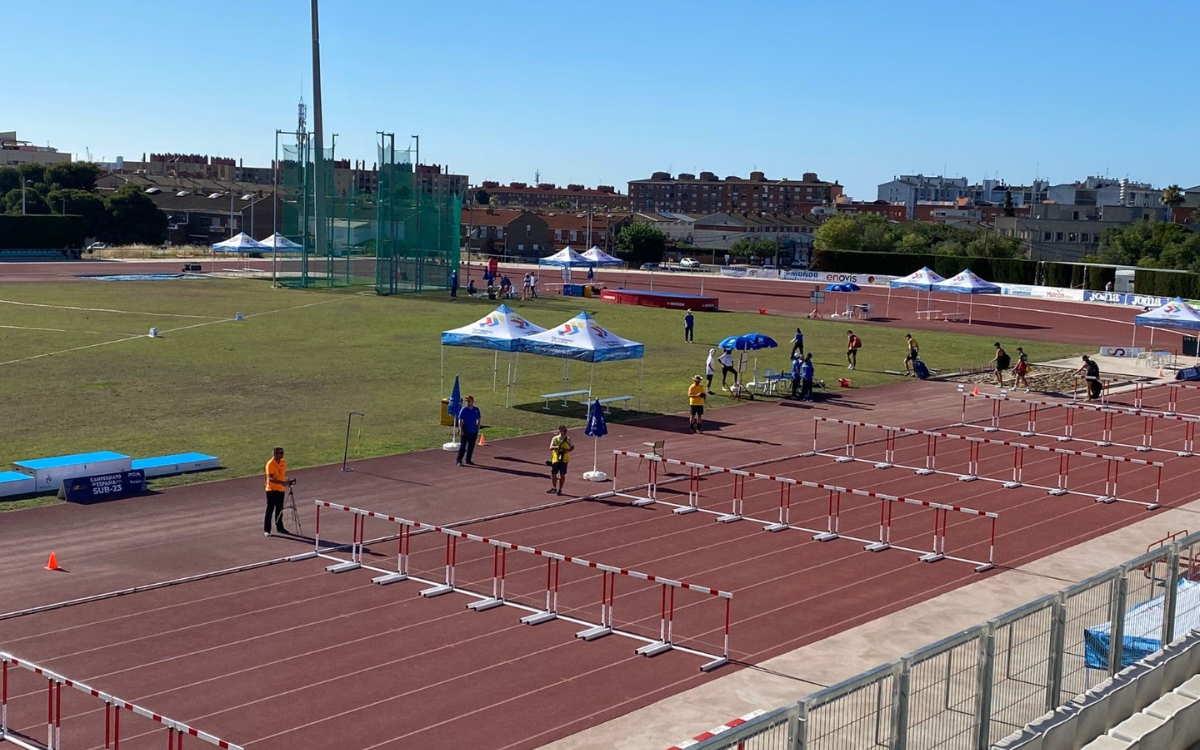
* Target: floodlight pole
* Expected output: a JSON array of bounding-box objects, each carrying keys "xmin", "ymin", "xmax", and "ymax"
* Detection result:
[
  {"xmin": 310, "ymin": 0, "xmax": 328, "ymax": 278},
  {"xmin": 273, "ymin": 129, "xmax": 280, "ymax": 287}
]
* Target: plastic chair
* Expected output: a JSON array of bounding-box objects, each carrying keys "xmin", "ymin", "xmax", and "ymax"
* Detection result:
[{"xmin": 638, "ymin": 440, "xmax": 665, "ymax": 472}]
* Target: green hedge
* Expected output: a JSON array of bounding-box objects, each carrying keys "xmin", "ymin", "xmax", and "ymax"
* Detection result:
[
  {"xmin": 812, "ymin": 249, "xmax": 1119, "ymax": 289},
  {"xmin": 1135, "ymin": 269, "xmax": 1200, "ymax": 299},
  {"xmin": 0, "ymin": 215, "xmax": 85, "ymax": 249}
]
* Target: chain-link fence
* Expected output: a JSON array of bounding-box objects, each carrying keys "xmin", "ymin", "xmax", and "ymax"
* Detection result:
[{"xmin": 688, "ymin": 530, "xmax": 1200, "ymax": 750}]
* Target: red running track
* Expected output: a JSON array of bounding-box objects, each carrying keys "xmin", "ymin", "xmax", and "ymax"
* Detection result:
[{"xmin": 4, "ymin": 382, "xmax": 1199, "ymax": 749}]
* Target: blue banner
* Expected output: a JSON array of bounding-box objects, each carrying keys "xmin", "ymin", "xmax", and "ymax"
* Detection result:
[
  {"xmin": 1082, "ymin": 290, "xmax": 1167, "ymax": 308},
  {"xmin": 62, "ymin": 470, "xmax": 147, "ymax": 504}
]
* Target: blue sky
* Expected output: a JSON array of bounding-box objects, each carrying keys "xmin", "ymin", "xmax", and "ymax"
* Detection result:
[{"xmin": 8, "ymin": 1, "xmax": 1197, "ymax": 198}]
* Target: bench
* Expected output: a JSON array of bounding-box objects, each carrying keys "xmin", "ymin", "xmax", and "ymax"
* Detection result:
[
  {"xmin": 182, "ymin": 263, "xmax": 202, "ymax": 272},
  {"xmin": 915, "ymin": 309, "xmax": 943, "ymax": 320},
  {"xmin": 597, "ymin": 395, "xmax": 634, "ymax": 412},
  {"xmin": 541, "ymin": 389, "xmax": 591, "ymax": 409},
  {"xmin": 132, "ymin": 452, "xmax": 221, "ymax": 478}
]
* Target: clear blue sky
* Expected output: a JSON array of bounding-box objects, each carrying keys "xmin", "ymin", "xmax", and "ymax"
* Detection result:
[{"xmin": 9, "ymin": 0, "xmax": 1197, "ymax": 198}]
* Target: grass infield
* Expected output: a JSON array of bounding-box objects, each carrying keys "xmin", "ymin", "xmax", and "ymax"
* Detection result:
[{"xmin": 0, "ymin": 278, "xmax": 1084, "ymax": 509}]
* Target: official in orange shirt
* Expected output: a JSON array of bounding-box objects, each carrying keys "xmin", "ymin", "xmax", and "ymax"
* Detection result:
[
  {"xmin": 264, "ymin": 446, "xmax": 293, "ymax": 537},
  {"xmin": 688, "ymin": 375, "xmax": 707, "ymax": 433}
]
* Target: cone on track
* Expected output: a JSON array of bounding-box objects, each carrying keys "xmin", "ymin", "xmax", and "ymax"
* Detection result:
[
  {"xmin": 45, "ymin": 552, "xmax": 61, "ymax": 571},
  {"xmin": 477, "ymin": 433, "xmax": 486, "ymax": 446},
  {"xmin": 1159, "ymin": 368, "xmax": 1165, "ymax": 377},
  {"xmin": 972, "ymin": 386, "xmax": 979, "ymax": 396}
]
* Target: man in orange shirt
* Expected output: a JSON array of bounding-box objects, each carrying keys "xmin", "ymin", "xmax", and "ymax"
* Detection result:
[{"xmin": 264, "ymin": 446, "xmax": 293, "ymax": 537}]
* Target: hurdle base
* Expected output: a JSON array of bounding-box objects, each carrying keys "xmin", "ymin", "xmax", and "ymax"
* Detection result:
[
  {"xmin": 716, "ymin": 513, "xmax": 743, "ymax": 524},
  {"xmin": 631, "ymin": 498, "xmax": 656, "ymax": 507},
  {"xmin": 983, "ymin": 427, "xmax": 999, "ymax": 433},
  {"xmin": 957, "ymin": 475, "xmax": 979, "ymax": 482},
  {"xmin": 919, "ymin": 552, "xmax": 945, "ymax": 563},
  {"xmin": 582, "ymin": 470, "xmax": 608, "ymax": 482},
  {"xmin": 288, "ymin": 551, "xmax": 318, "ymax": 562},
  {"xmin": 865, "ymin": 542, "xmax": 890, "ymax": 552},
  {"xmin": 467, "ymin": 598, "xmax": 505, "ymax": 612},
  {"xmin": 763, "ymin": 522, "xmax": 788, "ymax": 533},
  {"xmin": 1047, "ymin": 488, "xmax": 1069, "ymax": 496},
  {"xmin": 521, "ymin": 611, "xmax": 557, "ymax": 626},
  {"xmin": 1, "ymin": 734, "xmax": 45, "ymax": 750},
  {"xmin": 576, "ymin": 625, "xmax": 612, "ymax": 641},
  {"xmin": 700, "ymin": 656, "xmax": 730, "ymax": 673},
  {"xmin": 325, "ymin": 560, "xmax": 361, "ymax": 574},
  {"xmin": 1056, "ymin": 436, "xmax": 1072, "ymax": 442},
  {"xmin": 813, "ymin": 532, "xmax": 839, "ymax": 542},
  {"xmin": 1019, "ymin": 431, "xmax": 1035, "ymax": 437},
  {"xmin": 673, "ymin": 506, "xmax": 699, "ymax": 515},
  {"xmin": 372, "ymin": 572, "xmax": 409, "ymax": 585},
  {"xmin": 420, "ymin": 584, "xmax": 455, "ymax": 598},
  {"xmin": 1178, "ymin": 452, "xmax": 1194, "ymax": 458},
  {"xmin": 1097, "ymin": 441, "xmax": 1112, "ymax": 448},
  {"xmin": 835, "ymin": 456, "xmax": 855, "ymax": 463},
  {"xmin": 1135, "ymin": 447, "xmax": 1151, "ymax": 453},
  {"xmin": 1003, "ymin": 481, "xmax": 1022, "ymax": 489},
  {"xmin": 636, "ymin": 640, "xmax": 673, "ymax": 658},
  {"xmin": 975, "ymin": 563, "xmax": 996, "ymax": 573},
  {"xmin": 915, "ymin": 468, "xmax": 935, "ymax": 476},
  {"xmin": 1096, "ymin": 496, "xmax": 1118, "ymax": 504},
  {"xmin": 874, "ymin": 462, "xmax": 893, "ymax": 470}
]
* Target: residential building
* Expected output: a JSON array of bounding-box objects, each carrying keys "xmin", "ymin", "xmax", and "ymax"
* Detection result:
[
  {"xmin": 966, "ymin": 179, "xmax": 1049, "ymax": 207},
  {"xmin": 912, "ymin": 200, "xmax": 1030, "ymax": 227},
  {"xmin": 543, "ymin": 211, "xmax": 630, "ymax": 251},
  {"xmin": 0, "ymin": 131, "xmax": 71, "ymax": 166},
  {"xmin": 995, "ymin": 203, "xmax": 1170, "ymax": 262},
  {"xmin": 834, "ymin": 199, "xmax": 908, "ymax": 221},
  {"xmin": 628, "ymin": 171, "xmax": 842, "ymax": 214},
  {"xmin": 460, "ymin": 208, "xmax": 550, "ymax": 259},
  {"xmin": 1047, "ymin": 176, "xmax": 1162, "ymax": 208},
  {"xmin": 877, "ymin": 175, "xmax": 970, "ymax": 219},
  {"xmin": 476, "ymin": 181, "xmax": 625, "ymax": 211}
]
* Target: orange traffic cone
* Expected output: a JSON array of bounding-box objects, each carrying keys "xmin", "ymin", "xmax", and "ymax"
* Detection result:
[
  {"xmin": 477, "ymin": 433, "xmax": 486, "ymax": 446},
  {"xmin": 971, "ymin": 386, "xmax": 979, "ymax": 396},
  {"xmin": 1158, "ymin": 368, "xmax": 1165, "ymax": 378},
  {"xmin": 45, "ymin": 552, "xmax": 60, "ymax": 571}
]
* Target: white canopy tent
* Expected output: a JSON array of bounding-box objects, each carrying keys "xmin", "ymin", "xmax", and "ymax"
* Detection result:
[
  {"xmin": 932, "ymin": 269, "xmax": 1001, "ymax": 324},
  {"xmin": 212, "ymin": 233, "xmax": 268, "ymax": 254},
  {"xmin": 258, "ymin": 233, "xmax": 304, "ymax": 252},
  {"xmin": 887, "ymin": 266, "xmax": 945, "ymax": 318},
  {"xmin": 582, "ymin": 246, "xmax": 624, "ymax": 267},
  {"xmin": 538, "ymin": 246, "xmax": 592, "ymax": 268},
  {"xmin": 519, "ymin": 311, "xmax": 645, "ymax": 407},
  {"xmin": 440, "ymin": 304, "xmax": 547, "ymax": 406}
]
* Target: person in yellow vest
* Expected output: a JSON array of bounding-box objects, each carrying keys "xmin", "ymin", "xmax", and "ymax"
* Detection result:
[
  {"xmin": 547, "ymin": 426, "xmax": 573, "ymax": 496},
  {"xmin": 688, "ymin": 375, "xmax": 707, "ymax": 433},
  {"xmin": 264, "ymin": 446, "xmax": 293, "ymax": 537}
]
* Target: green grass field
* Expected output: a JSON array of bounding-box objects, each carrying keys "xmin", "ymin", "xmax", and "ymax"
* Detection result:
[{"xmin": 0, "ymin": 278, "xmax": 1086, "ymax": 509}]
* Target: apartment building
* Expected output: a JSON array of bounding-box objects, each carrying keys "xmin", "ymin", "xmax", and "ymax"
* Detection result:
[
  {"xmin": 0, "ymin": 131, "xmax": 71, "ymax": 166},
  {"xmin": 628, "ymin": 171, "xmax": 842, "ymax": 214},
  {"xmin": 994, "ymin": 203, "xmax": 1169, "ymax": 261},
  {"xmin": 476, "ymin": 181, "xmax": 625, "ymax": 211}
]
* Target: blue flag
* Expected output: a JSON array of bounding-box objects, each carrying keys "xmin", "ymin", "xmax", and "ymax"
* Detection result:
[
  {"xmin": 448, "ymin": 375, "xmax": 463, "ymax": 418},
  {"xmin": 585, "ymin": 399, "xmax": 608, "ymax": 438}
]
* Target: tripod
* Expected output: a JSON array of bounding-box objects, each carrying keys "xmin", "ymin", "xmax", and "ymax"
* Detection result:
[{"xmin": 285, "ymin": 485, "xmax": 303, "ymax": 536}]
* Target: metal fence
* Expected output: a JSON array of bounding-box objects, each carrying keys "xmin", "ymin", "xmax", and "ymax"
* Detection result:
[{"xmin": 688, "ymin": 530, "xmax": 1200, "ymax": 750}]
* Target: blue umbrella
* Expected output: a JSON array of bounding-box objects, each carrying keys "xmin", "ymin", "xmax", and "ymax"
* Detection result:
[
  {"xmin": 717, "ymin": 333, "xmax": 778, "ymax": 351},
  {"xmin": 583, "ymin": 399, "xmax": 609, "ymax": 480},
  {"xmin": 825, "ymin": 283, "xmax": 860, "ymax": 292},
  {"xmin": 448, "ymin": 375, "xmax": 463, "ymax": 418}
]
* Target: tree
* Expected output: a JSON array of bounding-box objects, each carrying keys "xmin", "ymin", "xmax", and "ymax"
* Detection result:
[
  {"xmin": 44, "ymin": 163, "xmax": 101, "ymax": 192},
  {"xmin": 48, "ymin": 188, "xmax": 109, "ymax": 238},
  {"xmin": 813, "ymin": 215, "xmax": 860, "ymax": 251},
  {"xmin": 3, "ymin": 187, "xmax": 51, "ymax": 215},
  {"xmin": 614, "ymin": 222, "xmax": 666, "ymax": 266},
  {"xmin": 103, "ymin": 185, "xmax": 167, "ymax": 245},
  {"xmin": 1161, "ymin": 184, "xmax": 1185, "ymax": 210},
  {"xmin": 1003, "ymin": 191, "xmax": 1015, "ymax": 217},
  {"xmin": 0, "ymin": 167, "xmax": 19, "ymax": 195},
  {"xmin": 473, "ymin": 189, "xmax": 490, "ymax": 206},
  {"xmin": 728, "ymin": 238, "xmax": 776, "ymax": 258},
  {"xmin": 548, "ymin": 199, "xmax": 572, "ymax": 209}
]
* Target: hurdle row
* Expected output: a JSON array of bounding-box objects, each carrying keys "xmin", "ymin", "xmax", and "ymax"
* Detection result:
[
  {"xmin": 313, "ymin": 500, "xmax": 732, "ymax": 672},
  {"xmin": 610, "ymin": 450, "xmax": 997, "ymax": 572},
  {"xmin": 813, "ymin": 416, "xmax": 1163, "ymax": 509},
  {"xmin": 0, "ymin": 652, "xmax": 242, "ymax": 750},
  {"xmin": 962, "ymin": 389, "xmax": 1198, "ymax": 457},
  {"xmin": 1137, "ymin": 381, "xmax": 1200, "ymax": 414}
]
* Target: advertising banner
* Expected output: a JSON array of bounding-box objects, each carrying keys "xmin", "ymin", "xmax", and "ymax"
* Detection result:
[{"xmin": 61, "ymin": 470, "xmax": 147, "ymax": 504}]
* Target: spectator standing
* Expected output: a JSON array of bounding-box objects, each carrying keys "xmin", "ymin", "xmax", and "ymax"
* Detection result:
[
  {"xmin": 790, "ymin": 355, "xmax": 803, "ymax": 398},
  {"xmin": 449, "ymin": 270, "xmax": 459, "ymax": 298},
  {"xmin": 799, "ymin": 353, "xmax": 815, "ymax": 401},
  {"xmin": 705, "ymin": 348, "xmax": 716, "ymax": 394},
  {"xmin": 718, "ymin": 348, "xmax": 738, "ymax": 389},
  {"xmin": 903, "ymin": 334, "xmax": 919, "ymax": 375},
  {"xmin": 989, "ymin": 342, "xmax": 1011, "ymax": 387},
  {"xmin": 547, "ymin": 426, "xmax": 573, "ymax": 496},
  {"xmin": 263, "ymin": 446, "xmax": 291, "ymax": 537},
  {"xmin": 684, "ymin": 309, "xmax": 694, "ymax": 342},
  {"xmin": 522, "ymin": 273, "xmax": 532, "ymax": 300},
  {"xmin": 790, "ymin": 328, "xmax": 804, "ymax": 359},
  {"xmin": 1105, "ymin": 281, "xmax": 1114, "ymax": 292},
  {"xmin": 455, "ymin": 395, "xmax": 481, "ymax": 466},
  {"xmin": 688, "ymin": 375, "xmax": 707, "ymax": 433},
  {"xmin": 1077, "ymin": 355, "xmax": 1103, "ymax": 401},
  {"xmin": 846, "ymin": 330, "xmax": 862, "ymax": 370},
  {"xmin": 1013, "ymin": 347, "xmax": 1031, "ymax": 392}
]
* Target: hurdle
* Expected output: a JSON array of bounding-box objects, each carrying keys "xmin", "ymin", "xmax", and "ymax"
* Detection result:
[
  {"xmin": 313, "ymin": 500, "xmax": 733, "ymax": 671},
  {"xmin": 1137, "ymin": 381, "xmax": 1200, "ymax": 414},
  {"xmin": 1073, "ymin": 375, "xmax": 1113, "ymax": 403},
  {"xmin": 813, "ymin": 416, "xmax": 1163, "ymax": 509},
  {"xmin": 961, "ymin": 388, "xmax": 1198, "ymax": 457},
  {"xmin": 611, "ymin": 451, "xmax": 997, "ymax": 572},
  {"xmin": 0, "ymin": 651, "xmax": 243, "ymax": 750}
]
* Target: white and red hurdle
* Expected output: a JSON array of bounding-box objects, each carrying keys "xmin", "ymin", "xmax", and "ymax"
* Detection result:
[
  {"xmin": 610, "ymin": 450, "xmax": 997, "ymax": 572},
  {"xmin": 961, "ymin": 388, "xmax": 1198, "ymax": 457},
  {"xmin": 313, "ymin": 500, "xmax": 733, "ymax": 672},
  {"xmin": 1, "ymin": 651, "xmax": 243, "ymax": 750},
  {"xmin": 1130, "ymin": 381, "xmax": 1200, "ymax": 415},
  {"xmin": 812, "ymin": 416, "xmax": 1163, "ymax": 510}
]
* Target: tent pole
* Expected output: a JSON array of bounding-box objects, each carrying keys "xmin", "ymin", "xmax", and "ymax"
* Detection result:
[
  {"xmin": 885, "ymin": 285, "xmax": 891, "ymax": 318},
  {"xmin": 588, "ymin": 362, "xmax": 595, "ymax": 397},
  {"xmin": 638, "ymin": 357, "xmax": 644, "ymax": 410},
  {"xmin": 493, "ymin": 351, "xmax": 498, "ymax": 392},
  {"xmin": 440, "ymin": 345, "xmax": 445, "ymax": 399}
]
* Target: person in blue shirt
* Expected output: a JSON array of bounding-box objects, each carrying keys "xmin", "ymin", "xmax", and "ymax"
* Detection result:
[
  {"xmin": 791, "ymin": 356, "xmax": 803, "ymax": 398},
  {"xmin": 456, "ymin": 395, "xmax": 482, "ymax": 466},
  {"xmin": 791, "ymin": 328, "xmax": 804, "ymax": 359},
  {"xmin": 684, "ymin": 309, "xmax": 695, "ymax": 342},
  {"xmin": 799, "ymin": 353, "xmax": 815, "ymax": 401},
  {"xmin": 449, "ymin": 270, "xmax": 458, "ymax": 298}
]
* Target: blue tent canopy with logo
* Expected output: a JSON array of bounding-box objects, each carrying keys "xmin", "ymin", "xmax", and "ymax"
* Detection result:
[
  {"xmin": 932, "ymin": 269, "xmax": 1002, "ymax": 324},
  {"xmin": 440, "ymin": 305, "xmax": 548, "ymax": 406},
  {"xmin": 1135, "ymin": 298, "xmax": 1200, "ymax": 332},
  {"xmin": 887, "ymin": 267, "xmax": 946, "ymax": 317},
  {"xmin": 519, "ymin": 311, "xmax": 645, "ymax": 407}
]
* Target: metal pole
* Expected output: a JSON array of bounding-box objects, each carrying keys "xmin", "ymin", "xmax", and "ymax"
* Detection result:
[
  {"xmin": 273, "ymin": 129, "xmax": 279, "ymax": 287},
  {"xmin": 342, "ymin": 412, "xmax": 364, "ymax": 471},
  {"xmin": 311, "ymin": 0, "xmax": 328, "ymax": 285}
]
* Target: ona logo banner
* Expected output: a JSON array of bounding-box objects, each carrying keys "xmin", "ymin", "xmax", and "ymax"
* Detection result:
[{"xmin": 482, "ymin": 314, "xmax": 505, "ymax": 327}]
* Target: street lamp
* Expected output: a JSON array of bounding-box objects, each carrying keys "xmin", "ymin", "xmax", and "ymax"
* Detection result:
[{"xmin": 21, "ymin": 180, "xmax": 33, "ymax": 214}]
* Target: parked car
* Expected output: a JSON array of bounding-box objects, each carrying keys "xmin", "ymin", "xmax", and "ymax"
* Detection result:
[
  {"xmin": 679, "ymin": 258, "xmax": 701, "ymax": 268},
  {"xmin": 640, "ymin": 262, "xmax": 660, "ymax": 270},
  {"xmin": 86, "ymin": 242, "xmax": 107, "ymax": 253}
]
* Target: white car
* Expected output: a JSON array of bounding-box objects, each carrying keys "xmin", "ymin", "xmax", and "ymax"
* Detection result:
[{"xmin": 679, "ymin": 258, "xmax": 701, "ymax": 269}]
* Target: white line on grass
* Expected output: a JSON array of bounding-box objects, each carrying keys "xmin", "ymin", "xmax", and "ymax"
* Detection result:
[
  {"xmin": 0, "ymin": 324, "xmax": 133, "ymax": 335},
  {"xmin": 0, "ymin": 298, "xmax": 225, "ymax": 319}
]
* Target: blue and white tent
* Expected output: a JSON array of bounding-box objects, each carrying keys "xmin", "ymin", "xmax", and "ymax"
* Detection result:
[
  {"xmin": 582, "ymin": 246, "xmax": 624, "ymax": 267},
  {"xmin": 1134, "ymin": 298, "xmax": 1200, "ymax": 332},
  {"xmin": 440, "ymin": 305, "xmax": 547, "ymax": 406},
  {"xmin": 212, "ymin": 232, "xmax": 268, "ymax": 254},
  {"xmin": 538, "ymin": 246, "xmax": 592, "ymax": 268},
  {"xmin": 887, "ymin": 267, "xmax": 946, "ymax": 317},
  {"xmin": 519, "ymin": 311, "xmax": 645, "ymax": 406},
  {"xmin": 258, "ymin": 233, "xmax": 304, "ymax": 253},
  {"xmin": 1084, "ymin": 578, "xmax": 1200, "ymax": 670},
  {"xmin": 933, "ymin": 269, "xmax": 1002, "ymax": 324}
]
